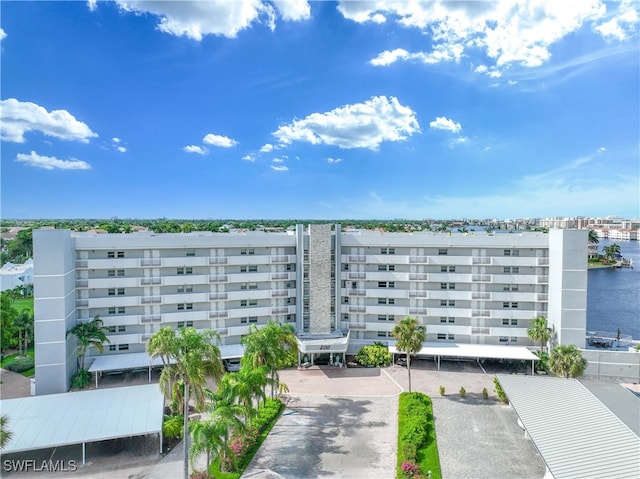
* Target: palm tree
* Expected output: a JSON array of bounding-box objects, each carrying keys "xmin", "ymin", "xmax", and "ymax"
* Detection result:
[
  {"xmin": 549, "ymin": 344, "xmax": 588, "ymax": 378},
  {"xmin": 241, "ymin": 321, "xmax": 297, "ymax": 399},
  {"xmin": 0, "ymin": 414, "xmax": 12, "ymax": 450},
  {"xmin": 66, "ymin": 315, "xmax": 110, "ymax": 371},
  {"xmin": 148, "ymin": 327, "xmax": 225, "ymax": 479},
  {"xmin": 189, "ymin": 418, "xmax": 223, "ymax": 474},
  {"xmin": 391, "ymin": 316, "xmax": 425, "ymax": 393},
  {"xmin": 603, "ymin": 243, "xmax": 621, "ymax": 262},
  {"xmin": 527, "ymin": 316, "xmax": 552, "ymax": 353},
  {"xmin": 219, "ymin": 364, "xmax": 268, "ymax": 424},
  {"xmin": 202, "ymin": 389, "xmax": 246, "ymax": 473},
  {"xmin": 588, "ymin": 230, "xmax": 599, "ymax": 245},
  {"xmin": 14, "ymin": 309, "xmax": 33, "ymax": 356}
]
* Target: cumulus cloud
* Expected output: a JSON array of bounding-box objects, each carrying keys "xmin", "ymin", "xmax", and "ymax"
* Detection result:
[
  {"xmin": 272, "ymin": 96, "xmax": 420, "ymax": 150},
  {"xmin": 327, "ymin": 157, "xmax": 342, "ymax": 164},
  {"xmin": 260, "ymin": 143, "xmax": 276, "ymax": 153},
  {"xmin": 0, "ymin": 98, "xmax": 98, "ymax": 143},
  {"xmin": 104, "ymin": 0, "xmax": 310, "ymax": 40},
  {"xmin": 116, "ymin": 146, "xmax": 127, "ymax": 153},
  {"xmin": 429, "ymin": 117, "xmax": 462, "ymax": 133},
  {"xmin": 272, "ymin": 157, "xmax": 285, "ymax": 163},
  {"xmin": 16, "ymin": 151, "xmax": 91, "ymax": 170},
  {"xmin": 242, "ymin": 154, "xmax": 256, "ymax": 162},
  {"xmin": 183, "ymin": 145, "xmax": 208, "ymax": 155},
  {"xmin": 0, "ymin": 28, "xmax": 6, "ymax": 41},
  {"xmin": 345, "ymin": 0, "xmax": 618, "ymax": 71},
  {"xmin": 596, "ymin": 0, "xmax": 638, "ymax": 41},
  {"xmin": 203, "ymin": 133, "xmax": 238, "ymax": 148},
  {"xmin": 270, "ymin": 165, "xmax": 288, "ymax": 172}
]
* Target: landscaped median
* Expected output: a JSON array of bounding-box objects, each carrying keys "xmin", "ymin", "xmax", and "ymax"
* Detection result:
[{"xmin": 397, "ymin": 392, "xmax": 441, "ymax": 479}]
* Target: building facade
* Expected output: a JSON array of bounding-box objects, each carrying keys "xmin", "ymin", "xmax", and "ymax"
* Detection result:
[{"xmin": 33, "ymin": 226, "xmax": 587, "ymax": 395}]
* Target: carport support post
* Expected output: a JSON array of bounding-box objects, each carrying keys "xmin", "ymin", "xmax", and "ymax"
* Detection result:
[
  {"xmin": 148, "ymin": 365, "xmax": 151, "ymax": 383},
  {"xmin": 82, "ymin": 441, "xmax": 86, "ymax": 464},
  {"xmin": 95, "ymin": 372, "xmax": 98, "ymax": 389}
]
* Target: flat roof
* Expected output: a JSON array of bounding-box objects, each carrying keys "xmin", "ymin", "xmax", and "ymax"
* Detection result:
[
  {"xmin": 389, "ymin": 342, "xmax": 539, "ymax": 361},
  {"xmin": 0, "ymin": 384, "xmax": 163, "ymax": 455},
  {"xmin": 496, "ymin": 375, "xmax": 640, "ymax": 479}
]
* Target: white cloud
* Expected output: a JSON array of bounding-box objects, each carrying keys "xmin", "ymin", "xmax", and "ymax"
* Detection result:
[
  {"xmin": 16, "ymin": 151, "xmax": 91, "ymax": 170},
  {"xmin": 597, "ymin": 146, "xmax": 606, "ymax": 153},
  {"xmin": 242, "ymin": 154, "xmax": 256, "ymax": 162},
  {"xmin": 272, "ymin": 0, "xmax": 311, "ymax": 21},
  {"xmin": 327, "ymin": 157, "xmax": 343, "ymax": 164},
  {"xmin": 272, "ymin": 96, "xmax": 420, "ymax": 150},
  {"xmin": 596, "ymin": 1, "xmax": 638, "ymax": 41},
  {"xmin": 272, "ymin": 157, "xmax": 285, "ymax": 163},
  {"xmin": 270, "ymin": 165, "xmax": 289, "ymax": 172},
  {"xmin": 345, "ymin": 0, "xmax": 613, "ymax": 71},
  {"xmin": 0, "ymin": 28, "xmax": 6, "ymax": 41},
  {"xmin": 112, "ymin": 137, "xmax": 121, "ymax": 143},
  {"xmin": 116, "ymin": 146, "xmax": 127, "ymax": 153},
  {"xmin": 0, "ymin": 98, "xmax": 98, "ymax": 143},
  {"xmin": 259, "ymin": 143, "xmax": 275, "ymax": 153},
  {"xmin": 183, "ymin": 145, "xmax": 208, "ymax": 155},
  {"xmin": 203, "ymin": 133, "xmax": 238, "ymax": 148},
  {"xmin": 87, "ymin": 0, "xmax": 97, "ymax": 12},
  {"xmin": 107, "ymin": 0, "xmax": 309, "ymax": 40},
  {"xmin": 429, "ymin": 116, "xmax": 462, "ymax": 133}
]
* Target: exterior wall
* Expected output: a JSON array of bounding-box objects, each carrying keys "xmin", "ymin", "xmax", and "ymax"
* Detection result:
[
  {"xmin": 308, "ymin": 224, "xmax": 332, "ymax": 334},
  {"xmin": 548, "ymin": 229, "xmax": 588, "ymax": 347},
  {"xmin": 33, "ymin": 230, "xmax": 77, "ymax": 395},
  {"xmin": 32, "ymin": 227, "xmax": 586, "ymax": 394},
  {"xmin": 582, "ymin": 349, "xmax": 640, "ymax": 382}
]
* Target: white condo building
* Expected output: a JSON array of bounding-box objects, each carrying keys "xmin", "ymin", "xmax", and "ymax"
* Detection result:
[{"xmin": 33, "ymin": 225, "xmax": 588, "ymax": 395}]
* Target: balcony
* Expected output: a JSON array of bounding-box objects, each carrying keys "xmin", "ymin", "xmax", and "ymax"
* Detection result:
[
  {"xmin": 209, "ymin": 275, "xmax": 228, "ymax": 283},
  {"xmin": 209, "ymin": 257, "xmax": 228, "ymax": 265},
  {"xmin": 141, "ymin": 314, "xmax": 162, "ymax": 323},
  {"xmin": 271, "ymin": 272, "xmax": 291, "ymax": 280},
  {"xmin": 408, "ymin": 308, "xmax": 428, "ymax": 315},
  {"xmin": 471, "ymin": 327, "xmax": 490, "ymax": 335},
  {"xmin": 141, "ymin": 296, "xmax": 161, "ymax": 304},
  {"xmin": 537, "ymin": 276, "xmax": 549, "ymax": 283},
  {"xmin": 140, "ymin": 277, "xmax": 161, "ymax": 286},
  {"xmin": 348, "ymin": 272, "xmax": 366, "ymax": 280},
  {"xmin": 76, "ymin": 260, "xmax": 88, "ymax": 269},
  {"xmin": 270, "ymin": 255, "xmax": 292, "ymax": 263},
  {"xmin": 271, "ymin": 289, "xmax": 290, "ymax": 298},
  {"xmin": 472, "ymin": 292, "xmax": 491, "ymax": 300},
  {"xmin": 140, "ymin": 258, "xmax": 161, "ymax": 267},
  {"xmin": 348, "ymin": 322, "xmax": 366, "ymax": 331},
  {"xmin": 472, "ymin": 310, "xmax": 491, "ymax": 317},
  {"xmin": 472, "ymin": 275, "xmax": 491, "ymax": 282},
  {"xmin": 209, "ymin": 292, "xmax": 228, "ymax": 301},
  {"xmin": 408, "ymin": 256, "xmax": 429, "ymax": 264},
  {"xmin": 537, "ymin": 293, "xmax": 548, "ymax": 301},
  {"xmin": 472, "ymin": 257, "xmax": 491, "ymax": 265},
  {"xmin": 76, "ymin": 299, "xmax": 89, "ymax": 308},
  {"xmin": 76, "ymin": 279, "xmax": 89, "ymax": 288},
  {"xmin": 409, "ymin": 273, "xmax": 428, "ymax": 281},
  {"xmin": 348, "ymin": 306, "xmax": 366, "ymax": 313},
  {"xmin": 537, "ymin": 258, "xmax": 549, "ymax": 266},
  {"xmin": 348, "ymin": 289, "xmax": 366, "ymax": 296},
  {"xmin": 209, "ymin": 310, "xmax": 229, "ymax": 319},
  {"xmin": 347, "ymin": 255, "xmax": 366, "ymax": 263},
  {"xmin": 408, "ymin": 290, "xmax": 428, "ymax": 298},
  {"xmin": 271, "ymin": 306, "xmax": 290, "ymax": 315}
]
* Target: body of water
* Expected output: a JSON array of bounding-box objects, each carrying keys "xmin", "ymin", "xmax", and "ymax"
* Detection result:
[{"xmin": 587, "ymin": 239, "xmax": 640, "ymax": 339}]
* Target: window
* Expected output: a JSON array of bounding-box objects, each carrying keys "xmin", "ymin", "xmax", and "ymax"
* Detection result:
[
  {"xmin": 503, "ymin": 302, "xmax": 518, "ymax": 309},
  {"xmin": 186, "ymin": 250, "xmax": 195, "ymax": 257},
  {"xmin": 118, "ymin": 344, "xmax": 129, "ymax": 350},
  {"xmin": 502, "ymin": 318, "xmax": 510, "ymax": 325},
  {"xmin": 177, "ymin": 303, "xmax": 193, "ymax": 311},
  {"xmin": 240, "ymin": 266, "xmax": 247, "ymax": 273},
  {"xmin": 177, "ymin": 267, "xmax": 193, "ymax": 275},
  {"xmin": 511, "ymin": 302, "xmax": 518, "ymax": 309},
  {"xmin": 437, "ymin": 333, "xmax": 446, "ymax": 340},
  {"xmin": 248, "ymin": 265, "xmax": 258, "ymax": 272},
  {"xmin": 448, "ymin": 334, "xmax": 455, "ymax": 340},
  {"xmin": 503, "ymin": 302, "xmax": 510, "ymax": 308},
  {"xmin": 378, "ymin": 264, "xmax": 395, "ymax": 271},
  {"xmin": 438, "ymin": 248, "xmax": 448, "ymax": 255},
  {"xmin": 377, "ymin": 331, "xmax": 391, "ymax": 338},
  {"xmin": 177, "ymin": 321, "xmax": 194, "ymax": 328},
  {"xmin": 378, "ymin": 281, "xmax": 387, "ymax": 288},
  {"xmin": 108, "ymin": 326, "xmax": 116, "ymax": 333},
  {"xmin": 439, "ymin": 265, "xmax": 455, "ymax": 273},
  {"xmin": 117, "ymin": 288, "xmax": 124, "ymax": 295},
  {"xmin": 381, "ymin": 248, "xmax": 395, "ymax": 255},
  {"xmin": 503, "ymin": 249, "xmax": 511, "ymax": 256},
  {"xmin": 448, "ymin": 317, "xmax": 455, "ymax": 323},
  {"xmin": 504, "ymin": 266, "xmax": 519, "ymax": 273},
  {"xmin": 378, "ymin": 297, "xmax": 395, "ymax": 305},
  {"xmin": 440, "ymin": 317, "xmax": 447, "ymax": 323},
  {"xmin": 440, "ymin": 300, "xmax": 455, "ymax": 306},
  {"xmin": 108, "ymin": 270, "xmax": 115, "ymax": 277},
  {"xmin": 177, "ymin": 285, "xmax": 193, "ymax": 293},
  {"xmin": 343, "ymin": 264, "xmax": 349, "ymax": 271},
  {"xmin": 117, "ymin": 251, "xmax": 125, "ymax": 258},
  {"xmin": 240, "ymin": 316, "xmax": 258, "ymax": 324},
  {"xmin": 499, "ymin": 336, "xmax": 509, "ymax": 343},
  {"xmin": 503, "ymin": 284, "xmax": 519, "ymax": 291},
  {"xmin": 377, "ymin": 314, "xmax": 394, "ymax": 321},
  {"xmin": 109, "ymin": 307, "xmax": 116, "ymax": 315},
  {"xmin": 342, "ymin": 296, "xmax": 349, "ymax": 304},
  {"xmin": 108, "ymin": 288, "xmax": 124, "ymax": 296},
  {"xmin": 241, "ymin": 299, "xmax": 257, "ymax": 307},
  {"xmin": 286, "ymin": 297, "xmax": 294, "ymax": 305},
  {"xmin": 511, "ymin": 319, "xmax": 518, "ymax": 326},
  {"xmin": 109, "ymin": 345, "xmax": 116, "ymax": 351},
  {"xmin": 503, "ymin": 249, "xmax": 520, "ymax": 257},
  {"xmin": 107, "ymin": 251, "xmax": 115, "ymax": 258},
  {"xmin": 241, "ymin": 248, "xmax": 255, "ymax": 255},
  {"xmin": 511, "ymin": 337, "xmax": 518, "ymax": 343},
  {"xmin": 248, "ymin": 283, "xmax": 258, "ymax": 290}
]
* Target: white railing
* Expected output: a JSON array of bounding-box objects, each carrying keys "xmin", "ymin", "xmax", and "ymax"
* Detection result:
[{"xmin": 209, "ymin": 257, "xmax": 228, "ymax": 264}]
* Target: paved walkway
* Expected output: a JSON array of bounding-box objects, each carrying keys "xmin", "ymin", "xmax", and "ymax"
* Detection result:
[{"xmin": 0, "ymin": 368, "xmax": 32, "ymax": 399}]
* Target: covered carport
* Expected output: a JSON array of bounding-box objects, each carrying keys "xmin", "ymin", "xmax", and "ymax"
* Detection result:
[
  {"xmin": 389, "ymin": 341, "xmax": 539, "ymax": 374},
  {"xmin": 88, "ymin": 352, "xmax": 172, "ymax": 388},
  {"xmin": 496, "ymin": 375, "xmax": 640, "ymax": 478},
  {"xmin": 0, "ymin": 384, "xmax": 164, "ymax": 464}
]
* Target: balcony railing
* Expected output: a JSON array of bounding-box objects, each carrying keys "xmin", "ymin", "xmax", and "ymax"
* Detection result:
[
  {"xmin": 141, "ymin": 315, "xmax": 162, "ymax": 323},
  {"xmin": 271, "ymin": 290, "xmax": 289, "ymax": 297},
  {"xmin": 472, "ymin": 275, "xmax": 491, "ymax": 282},
  {"xmin": 272, "ymin": 307, "xmax": 289, "ymax": 315},
  {"xmin": 408, "ymin": 308, "xmax": 428, "ymax": 315},
  {"xmin": 471, "ymin": 310, "xmax": 491, "ymax": 317},
  {"xmin": 140, "ymin": 259, "xmax": 161, "ymax": 267},
  {"xmin": 270, "ymin": 256, "xmax": 290, "ymax": 263},
  {"xmin": 537, "ymin": 276, "xmax": 549, "ymax": 283},
  {"xmin": 76, "ymin": 299, "xmax": 89, "ymax": 307},
  {"xmin": 348, "ymin": 255, "xmax": 366, "ymax": 263},
  {"xmin": 472, "ymin": 292, "xmax": 491, "ymax": 300},
  {"xmin": 209, "ymin": 257, "xmax": 228, "ymax": 264},
  {"xmin": 409, "ymin": 273, "xmax": 428, "ymax": 281},
  {"xmin": 348, "ymin": 306, "xmax": 366, "ymax": 313},
  {"xmin": 408, "ymin": 256, "xmax": 429, "ymax": 264},
  {"xmin": 348, "ymin": 289, "xmax": 366, "ymax": 296},
  {"xmin": 537, "ymin": 293, "xmax": 548, "ymax": 301},
  {"xmin": 348, "ymin": 272, "xmax": 366, "ymax": 279},
  {"xmin": 472, "ymin": 257, "xmax": 491, "ymax": 265},
  {"xmin": 141, "ymin": 296, "xmax": 161, "ymax": 304},
  {"xmin": 209, "ymin": 311, "xmax": 229, "ymax": 318},
  {"xmin": 76, "ymin": 260, "xmax": 88, "ymax": 269},
  {"xmin": 209, "ymin": 292, "xmax": 228, "ymax": 300},
  {"xmin": 471, "ymin": 327, "xmax": 490, "ymax": 335},
  {"xmin": 209, "ymin": 275, "xmax": 228, "ymax": 283},
  {"xmin": 76, "ymin": 279, "xmax": 88, "ymax": 288},
  {"xmin": 537, "ymin": 258, "xmax": 549, "ymax": 266},
  {"xmin": 141, "ymin": 277, "xmax": 161, "ymax": 285},
  {"xmin": 348, "ymin": 322, "xmax": 366, "ymax": 331},
  {"xmin": 409, "ymin": 290, "xmax": 428, "ymax": 298},
  {"xmin": 271, "ymin": 273, "xmax": 290, "ymax": 280}
]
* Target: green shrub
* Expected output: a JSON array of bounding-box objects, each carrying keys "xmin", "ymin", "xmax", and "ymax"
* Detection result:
[
  {"xmin": 482, "ymin": 387, "xmax": 488, "ymax": 399},
  {"xmin": 493, "ymin": 377, "xmax": 508, "ymax": 404},
  {"xmin": 397, "ymin": 392, "xmax": 441, "ymax": 479},
  {"xmin": 355, "ymin": 343, "xmax": 392, "ymax": 367},
  {"xmin": 70, "ymin": 368, "xmax": 91, "ymax": 389},
  {"xmin": 459, "ymin": 386, "xmax": 466, "ymax": 397},
  {"xmin": 6, "ymin": 356, "xmax": 34, "ymax": 374},
  {"xmin": 439, "ymin": 385, "xmax": 445, "ymax": 396},
  {"xmin": 163, "ymin": 414, "xmax": 184, "ymax": 439}
]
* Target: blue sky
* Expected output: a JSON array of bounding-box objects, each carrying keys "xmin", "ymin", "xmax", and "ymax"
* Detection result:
[{"xmin": 1, "ymin": 1, "xmax": 639, "ymax": 220}]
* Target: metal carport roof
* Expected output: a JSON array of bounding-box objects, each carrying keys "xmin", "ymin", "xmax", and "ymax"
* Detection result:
[
  {"xmin": 496, "ymin": 374, "xmax": 640, "ymax": 479},
  {"xmin": 0, "ymin": 384, "xmax": 164, "ymax": 463}
]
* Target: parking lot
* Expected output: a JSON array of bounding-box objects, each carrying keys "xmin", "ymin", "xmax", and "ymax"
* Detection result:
[{"xmin": 244, "ymin": 361, "xmax": 546, "ymax": 479}]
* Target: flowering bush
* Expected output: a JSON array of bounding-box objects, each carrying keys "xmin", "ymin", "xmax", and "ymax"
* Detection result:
[{"xmin": 401, "ymin": 461, "xmax": 421, "ymax": 478}]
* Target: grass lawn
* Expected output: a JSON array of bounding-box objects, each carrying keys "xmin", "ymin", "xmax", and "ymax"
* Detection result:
[
  {"xmin": 1, "ymin": 348, "xmax": 35, "ymax": 377},
  {"xmin": 12, "ymin": 296, "xmax": 34, "ymax": 315}
]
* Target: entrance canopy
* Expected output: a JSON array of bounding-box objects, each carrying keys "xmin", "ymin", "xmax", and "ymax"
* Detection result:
[
  {"xmin": 0, "ymin": 384, "xmax": 164, "ymax": 463},
  {"xmin": 296, "ymin": 330, "xmax": 351, "ymax": 354}
]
